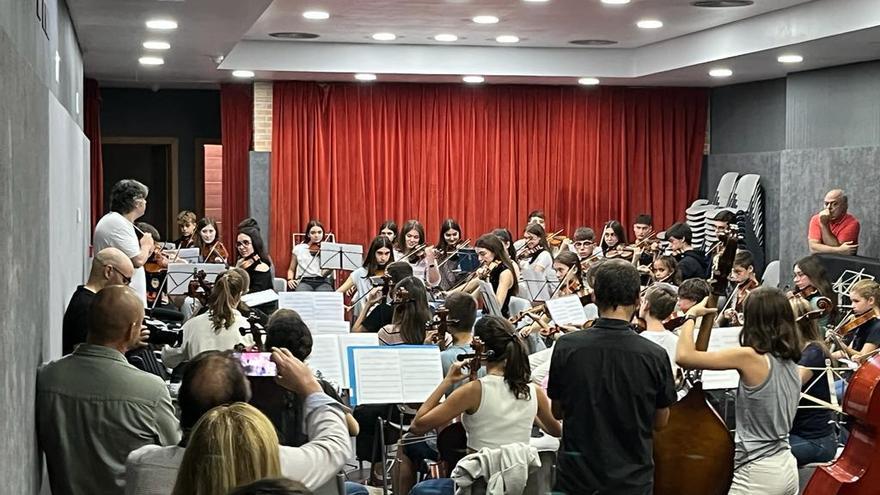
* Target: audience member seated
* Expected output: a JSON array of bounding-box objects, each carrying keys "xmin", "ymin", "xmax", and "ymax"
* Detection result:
[
  {"xmin": 162, "ymin": 270, "xmax": 253, "ymax": 368},
  {"xmin": 405, "ymin": 316, "xmax": 562, "ymax": 495},
  {"xmin": 351, "ymin": 261, "xmax": 413, "ymax": 333},
  {"xmin": 808, "ymin": 189, "xmax": 860, "ymax": 255},
  {"xmin": 665, "ymin": 222, "xmax": 709, "ymax": 281},
  {"xmin": 229, "ymin": 478, "xmax": 310, "ymax": 495},
  {"xmin": 62, "ymin": 247, "xmax": 135, "ymax": 355},
  {"xmin": 125, "ymin": 349, "xmax": 352, "ymax": 494},
  {"xmin": 170, "ymin": 402, "xmax": 281, "ymax": 495},
  {"xmin": 39, "ymin": 286, "xmax": 180, "ymax": 495}
]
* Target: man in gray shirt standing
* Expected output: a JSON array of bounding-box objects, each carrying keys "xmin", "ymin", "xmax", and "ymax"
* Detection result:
[{"xmin": 38, "ymin": 285, "xmax": 179, "ymax": 495}]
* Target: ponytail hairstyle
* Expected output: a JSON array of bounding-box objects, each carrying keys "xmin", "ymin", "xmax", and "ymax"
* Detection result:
[
  {"xmin": 474, "ymin": 316, "xmax": 531, "ymax": 400},
  {"xmin": 851, "ymin": 279, "xmax": 880, "ymax": 311},
  {"xmin": 491, "ymin": 228, "xmax": 517, "ymax": 261},
  {"xmin": 741, "ymin": 287, "xmax": 802, "ymax": 362},
  {"xmin": 437, "ymin": 218, "xmax": 463, "ymax": 252},
  {"xmin": 794, "ymin": 255, "xmax": 837, "ymax": 317},
  {"xmin": 362, "ymin": 235, "xmax": 395, "ymax": 276},
  {"xmin": 238, "ymin": 227, "xmax": 271, "ymax": 266},
  {"xmin": 523, "ymin": 223, "xmax": 550, "ymax": 253},
  {"xmin": 208, "ymin": 270, "xmax": 247, "ymax": 332},
  {"xmin": 391, "ymin": 276, "xmax": 432, "ymax": 344},
  {"xmin": 475, "ymin": 234, "xmax": 518, "ymax": 296},
  {"xmin": 553, "ymin": 250, "xmax": 583, "ymax": 284}
]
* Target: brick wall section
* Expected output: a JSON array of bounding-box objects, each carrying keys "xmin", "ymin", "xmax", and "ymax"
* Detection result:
[{"xmin": 253, "ymin": 81, "xmax": 273, "ymax": 152}]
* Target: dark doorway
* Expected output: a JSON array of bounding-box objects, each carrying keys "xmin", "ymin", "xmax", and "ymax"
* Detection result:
[{"xmin": 102, "ymin": 138, "xmax": 179, "ymax": 240}]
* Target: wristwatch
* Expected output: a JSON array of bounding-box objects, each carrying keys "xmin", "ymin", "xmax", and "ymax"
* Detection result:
[{"xmin": 684, "ymin": 314, "xmax": 698, "ymax": 324}]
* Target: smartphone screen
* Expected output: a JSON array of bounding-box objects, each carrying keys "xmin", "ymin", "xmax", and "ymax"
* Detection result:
[{"xmin": 235, "ymin": 352, "xmax": 277, "ymax": 377}]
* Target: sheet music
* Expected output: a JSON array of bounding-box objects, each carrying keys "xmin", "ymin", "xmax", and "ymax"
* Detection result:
[
  {"xmin": 338, "ymin": 333, "xmax": 380, "ymax": 388},
  {"xmin": 278, "ymin": 292, "xmax": 345, "ymax": 321},
  {"xmin": 307, "ymin": 319, "xmax": 350, "ymax": 335},
  {"xmin": 307, "ymin": 335, "xmax": 345, "ymax": 386},
  {"xmin": 545, "ymin": 294, "xmax": 588, "ymax": 326},
  {"xmin": 348, "ymin": 346, "xmax": 443, "ymax": 405},
  {"xmin": 351, "ymin": 349, "xmax": 405, "ymax": 404},
  {"xmin": 241, "ymin": 289, "xmax": 279, "ymax": 307},
  {"xmin": 696, "ymin": 326, "xmax": 743, "ymax": 390}
]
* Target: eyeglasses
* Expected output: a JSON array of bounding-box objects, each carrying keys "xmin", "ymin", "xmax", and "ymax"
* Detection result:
[{"xmin": 108, "ymin": 264, "xmax": 132, "ymax": 285}]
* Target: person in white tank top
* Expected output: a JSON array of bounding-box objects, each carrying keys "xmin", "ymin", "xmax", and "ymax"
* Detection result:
[{"xmin": 404, "ymin": 316, "xmax": 561, "ymax": 495}]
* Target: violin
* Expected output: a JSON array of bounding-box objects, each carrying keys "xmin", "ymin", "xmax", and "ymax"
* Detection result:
[
  {"xmin": 475, "ymin": 259, "xmax": 501, "ymax": 280},
  {"xmin": 604, "ymin": 246, "xmax": 636, "ymax": 261},
  {"xmin": 391, "ymin": 286, "xmax": 415, "ymax": 306},
  {"xmin": 790, "ymin": 284, "xmax": 819, "ymax": 299},
  {"xmin": 187, "ymin": 269, "xmax": 214, "ymax": 306},
  {"xmin": 308, "ymin": 242, "xmax": 321, "ymax": 256},
  {"xmin": 456, "ymin": 336, "xmax": 493, "ymax": 381},
  {"xmin": 516, "ymin": 244, "xmax": 544, "ymax": 261},
  {"xmin": 797, "ymin": 296, "xmax": 834, "ymax": 323},
  {"xmin": 426, "ymin": 307, "xmax": 460, "ymax": 350},
  {"xmin": 238, "ymin": 252, "xmax": 261, "ymax": 270},
  {"xmin": 546, "ymin": 229, "xmax": 567, "ymax": 248},
  {"xmin": 829, "ymin": 309, "xmax": 878, "ymax": 342}
]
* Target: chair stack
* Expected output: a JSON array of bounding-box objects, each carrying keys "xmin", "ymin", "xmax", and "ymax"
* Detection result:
[{"xmin": 684, "ymin": 173, "xmax": 765, "ymax": 261}]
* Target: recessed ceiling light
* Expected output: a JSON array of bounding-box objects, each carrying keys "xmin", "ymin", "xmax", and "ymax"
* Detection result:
[
  {"xmin": 145, "ymin": 19, "xmax": 177, "ymax": 30},
  {"xmin": 462, "ymin": 75, "xmax": 485, "ymax": 84},
  {"xmin": 142, "ymin": 41, "xmax": 170, "ymax": 50},
  {"xmin": 709, "ymin": 68, "xmax": 733, "ymax": 78},
  {"xmin": 354, "ymin": 73, "xmax": 377, "ymax": 81},
  {"xmin": 434, "ymin": 33, "xmax": 459, "ymax": 42},
  {"xmin": 472, "ymin": 15, "xmax": 500, "ymax": 24},
  {"xmin": 637, "ymin": 19, "xmax": 663, "ymax": 29},
  {"xmin": 777, "ymin": 54, "xmax": 804, "ymax": 64},
  {"xmin": 578, "ymin": 77, "xmax": 600, "ymax": 85},
  {"xmin": 692, "ymin": 0, "xmax": 754, "ymax": 6},
  {"xmin": 232, "ymin": 70, "xmax": 255, "ymax": 78},
  {"xmin": 139, "ymin": 56, "xmax": 164, "ymax": 66},
  {"xmin": 302, "ymin": 10, "xmax": 330, "ymax": 20},
  {"xmin": 372, "ymin": 32, "xmax": 397, "ymax": 41},
  {"xmin": 495, "ymin": 35, "xmax": 520, "ymax": 43},
  {"xmin": 601, "ymin": 0, "xmax": 631, "ymax": 4},
  {"xmin": 269, "ymin": 32, "xmax": 320, "ymax": 40},
  {"xmin": 570, "ymin": 39, "xmax": 618, "ymax": 46}
]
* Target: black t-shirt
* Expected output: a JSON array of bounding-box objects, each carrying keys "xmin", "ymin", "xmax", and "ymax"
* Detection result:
[
  {"xmin": 249, "ymin": 377, "xmax": 344, "ymax": 447},
  {"xmin": 245, "ymin": 262, "xmax": 278, "ymax": 313},
  {"xmin": 676, "ymin": 249, "xmax": 709, "ymax": 281},
  {"xmin": 792, "ymin": 342, "xmax": 833, "ymax": 439},
  {"xmin": 361, "ymin": 302, "xmax": 393, "ymax": 333},
  {"xmin": 849, "ymin": 318, "xmax": 880, "ymax": 353},
  {"xmin": 548, "ymin": 317, "xmax": 676, "ymax": 495},
  {"xmin": 62, "ymin": 286, "xmax": 95, "ymax": 355},
  {"xmin": 488, "ymin": 263, "xmax": 513, "ymax": 318}
]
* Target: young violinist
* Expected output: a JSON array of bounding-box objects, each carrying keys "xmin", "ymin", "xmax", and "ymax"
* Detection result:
[
  {"xmin": 351, "ymin": 262, "xmax": 412, "ymax": 334},
  {"xmin": 394, "ymin": 219, "xmax": 440, "ymax": 287},
  {"xmin": 600, "ymin": 220, "xmax": 634, "ymax": 262},
  {"xmin": 831, "ymin": 279, "xmax": 880, "ymax": 363},
  {"xmin": 665, "ymin": 222, "xmax": 709, "ymax": 281},
  {"xmin": 378, "ymin": 220, "xmax": 398, "ymax": 244},
  {"xmin": 407, "ymin": 316, "xmax": 561, "ymax": 495},
  {"xmin": 512, "ymin": 209, "xmax": 546, "ymax": 251},
  {"xmin": 286, "ymin": 219, "xmax": 332, "ymax": 292},
  {"xmin": 632, "ymin": 213, "xmax": 657, "ymax": 267},
  {"xmin": 652, "ymin": 255, "xmax": 681, "ymax": 287},
  {"xmin": 450, "ymin": 233, "xmax": 518, "ymax": 318},
  {"xmin": 518, "ymin": 251, "xmax": 593, "ymax": 342},
  {"xmin": 571, "ymin": 227, "xmax": 602, "ymax": 261},
  {"xmin": 336, "ymin": 236, "xmax": 394, "ymax": 320},
  {"xmin": 377, "ymin": 276, "xmax": 432, "ymax": 346},
  {"xmin": 235, "ymin": 226, "xmax": 276, "ymax": 313},
  {"xmin": 677, "ymin": 287, "xmax": 802, "ymax": 495},
  {"xmin": 639, "ymin": 283, "xmax": 680, "ymax": 379},
  {"xmin": 788, "ymin": 296, "xmax": 837, "ymax": 467},
  {"xmin": 675, "ymin": 278, "xmax": 711, "ymax": 327},
  {"xmin": 791, "ymin": 254, "xmax": 838, "ymax": 328},
  {"xmin": 491, "ymin": 228, "xmax": 521, "ymax": 279},
  {"xmin": 718, "ymin": 250, "xmax": 761, "ymax": 327},
  {"xmin": 517, "ymin": 223, "xmax": 553, "ymax": 273},
  {"xmin": 195, "ymin": 217, "xmax": 229, "ymax": 265},
  {"xmin": 707, "ymin": 210, "xmax": 737, "ymax": 267},
  {"xmin": 174, "ymin": 210, "xmax": 197, "ymax": 249},
  {"xmin": 137, "ymin": 222, "xmax": 174, "ymax": 307},
  {"xmin": 435, "ymin": 218, "xmax": 466, "ymax": 291}
]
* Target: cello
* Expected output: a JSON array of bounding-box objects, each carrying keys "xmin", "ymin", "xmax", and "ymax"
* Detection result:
[
  {"xmin": 803, "ymin": 353, "xmax": 880, "ymax": 493},
  {"xmin": 652, "ymin": 232, "xmax": 738, "ymax": 495}
]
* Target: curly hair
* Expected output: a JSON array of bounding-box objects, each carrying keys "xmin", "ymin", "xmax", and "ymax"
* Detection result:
[{"xmin": 109, "ymin": 179, "xmax": 148, "ymax": 214}]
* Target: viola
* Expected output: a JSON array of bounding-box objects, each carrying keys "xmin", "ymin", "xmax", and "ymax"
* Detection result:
[
  {"xmin": 804, "ymin": 353, "xmax": 880, "ymax": 494},
  {"xmin": 426, "ymin": 307, "xmax": 459, "ymax": 350},
  {"xmin": 791, "ymin": 285, "xmax": 819, "ymax": 299},
  {"xmin": 187, "ymin": 269, "xmax": 214, "ymax": 306}
]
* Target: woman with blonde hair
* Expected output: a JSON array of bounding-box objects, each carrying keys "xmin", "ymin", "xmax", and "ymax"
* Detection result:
[
  {"xmin": 172, "ymin": 403, "xmax": 281, "ymax": 495},
  {"xmin": 162, "ymin": 269, "xmax": 254, "ymax": 368}
]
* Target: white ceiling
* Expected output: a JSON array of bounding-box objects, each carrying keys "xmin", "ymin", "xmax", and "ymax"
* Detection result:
[{"xmin": 70, "ymin": 0, "xmax": 880, "ymax": 89}]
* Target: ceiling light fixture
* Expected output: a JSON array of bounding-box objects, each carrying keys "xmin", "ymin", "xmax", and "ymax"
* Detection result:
[
  {"xmin": 434, "ymin": 33, "xmax": 459, "ymax": 42},
  {"xmin": 302, "ymin": 10, "xmax": 330, "ymax": 20},
  {"xmin": 601, "ymin": 0, "xmax": 631, "ymax": 4},
  {"xmin": 142, "ymin": 41, "xmax": 170, "ymax": 50},
  {"xmin": 462, "ymin": 75, "xmax": 485, "ymax": 83},
  {"xmin": 232, "ymin": 70, "xmax": 255, "ymax": 78},
  {"xmin": 569, "ymin": 39, "xmax": 618, "ymax": 46},
  {"xmin": 472, "ymin": 15, "xmax": 500, "ymax": 24},
  {"xmin": 145, "ymin": 19, "xmax": 177, "ymax": 30},
  {"xmin": 372, "ymin": 32, "xmax": 397, "ymax": 41},
  {"xmin": 138, "ymin": 56, "xmax": 164, "ymax": 66},
  {"xmin": 268, "ymin": 32, "xmax": 320, "ymax": 39},
  {"xmin": 777, "ymin": 54, "xmax": 804, "ymax": 64},
  {"xmin": 495, "ymin": 35, "xmax": 520, "ymax": 43},
  {"xmin": 578, "ymin": 77, "xmax": 600, "ymax": 85},
  {"xmin": 637, "ymin": 19, "xmax": 663, "ymax": 29},
  {"xmin": 692, "ymin": 0, "xmax": 754, "ymax": 7},
  {"xmin": 709, "ymin": 68, "xmax": 733, "ymax": 77},
  {"xmin": 354, "ymin": 73, "xmax": 377, "ymax": 81}
]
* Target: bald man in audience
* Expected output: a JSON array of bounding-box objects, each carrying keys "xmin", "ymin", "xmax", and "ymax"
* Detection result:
[
  {"xmin": 809, "ymin": 189, "xmax": 860, "ymax": 255},
  {"xmin": 125, "ymin": 349, "xmax": 353, "ymax": 495},
  {"xmin": 62, "ymin": 247, "xmax": 136, "ymax": 354},
  {"xmin": 38, "ymin": 286, "xmax": 180, "ymax": 495}
]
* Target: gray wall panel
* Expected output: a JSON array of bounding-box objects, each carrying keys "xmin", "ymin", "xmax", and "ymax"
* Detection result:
[
  {"xmin": 706, "ymin": 152, "xmax": 782, "ymax": 263},
  {"xmin": 249, "ymin": 151, "xmax": 270, "ymax": 247},
  {"xmin": 710, "ymin": 79, "xmax": 786, "ymax": 154},
  {"xmin": 787, "ymin": 61, "xmax": 880, "ymax": 150},
  {"xmin": 778, "ymin": 147, "xmax": 880, "ymax": 285}
]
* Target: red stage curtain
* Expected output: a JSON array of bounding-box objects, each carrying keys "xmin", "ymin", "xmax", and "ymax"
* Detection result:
[
  {"xmin": 220, "ymin": 84, "xmax": 253, "ymax": 259},
  {"xmin": 84, "ymin": 78, "xmax": 103, "ymax": 237},
  {"xmin": 270, "ymin": 82, "xmax": 707, "ymax": 272}
]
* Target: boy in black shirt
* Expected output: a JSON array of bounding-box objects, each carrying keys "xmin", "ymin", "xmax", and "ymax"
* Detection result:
[{"xmin": 548, "ymin": 259, "xmax": 676, "ymax": 495}]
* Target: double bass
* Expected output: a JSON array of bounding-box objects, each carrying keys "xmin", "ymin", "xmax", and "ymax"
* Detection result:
[
  {"xmin": 652, "ymin": 232, "xmax": 738, "ymax": 495},
  {"xmin": 804, "ymin": 352, "xmax": 880, "ymax": 494}
]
